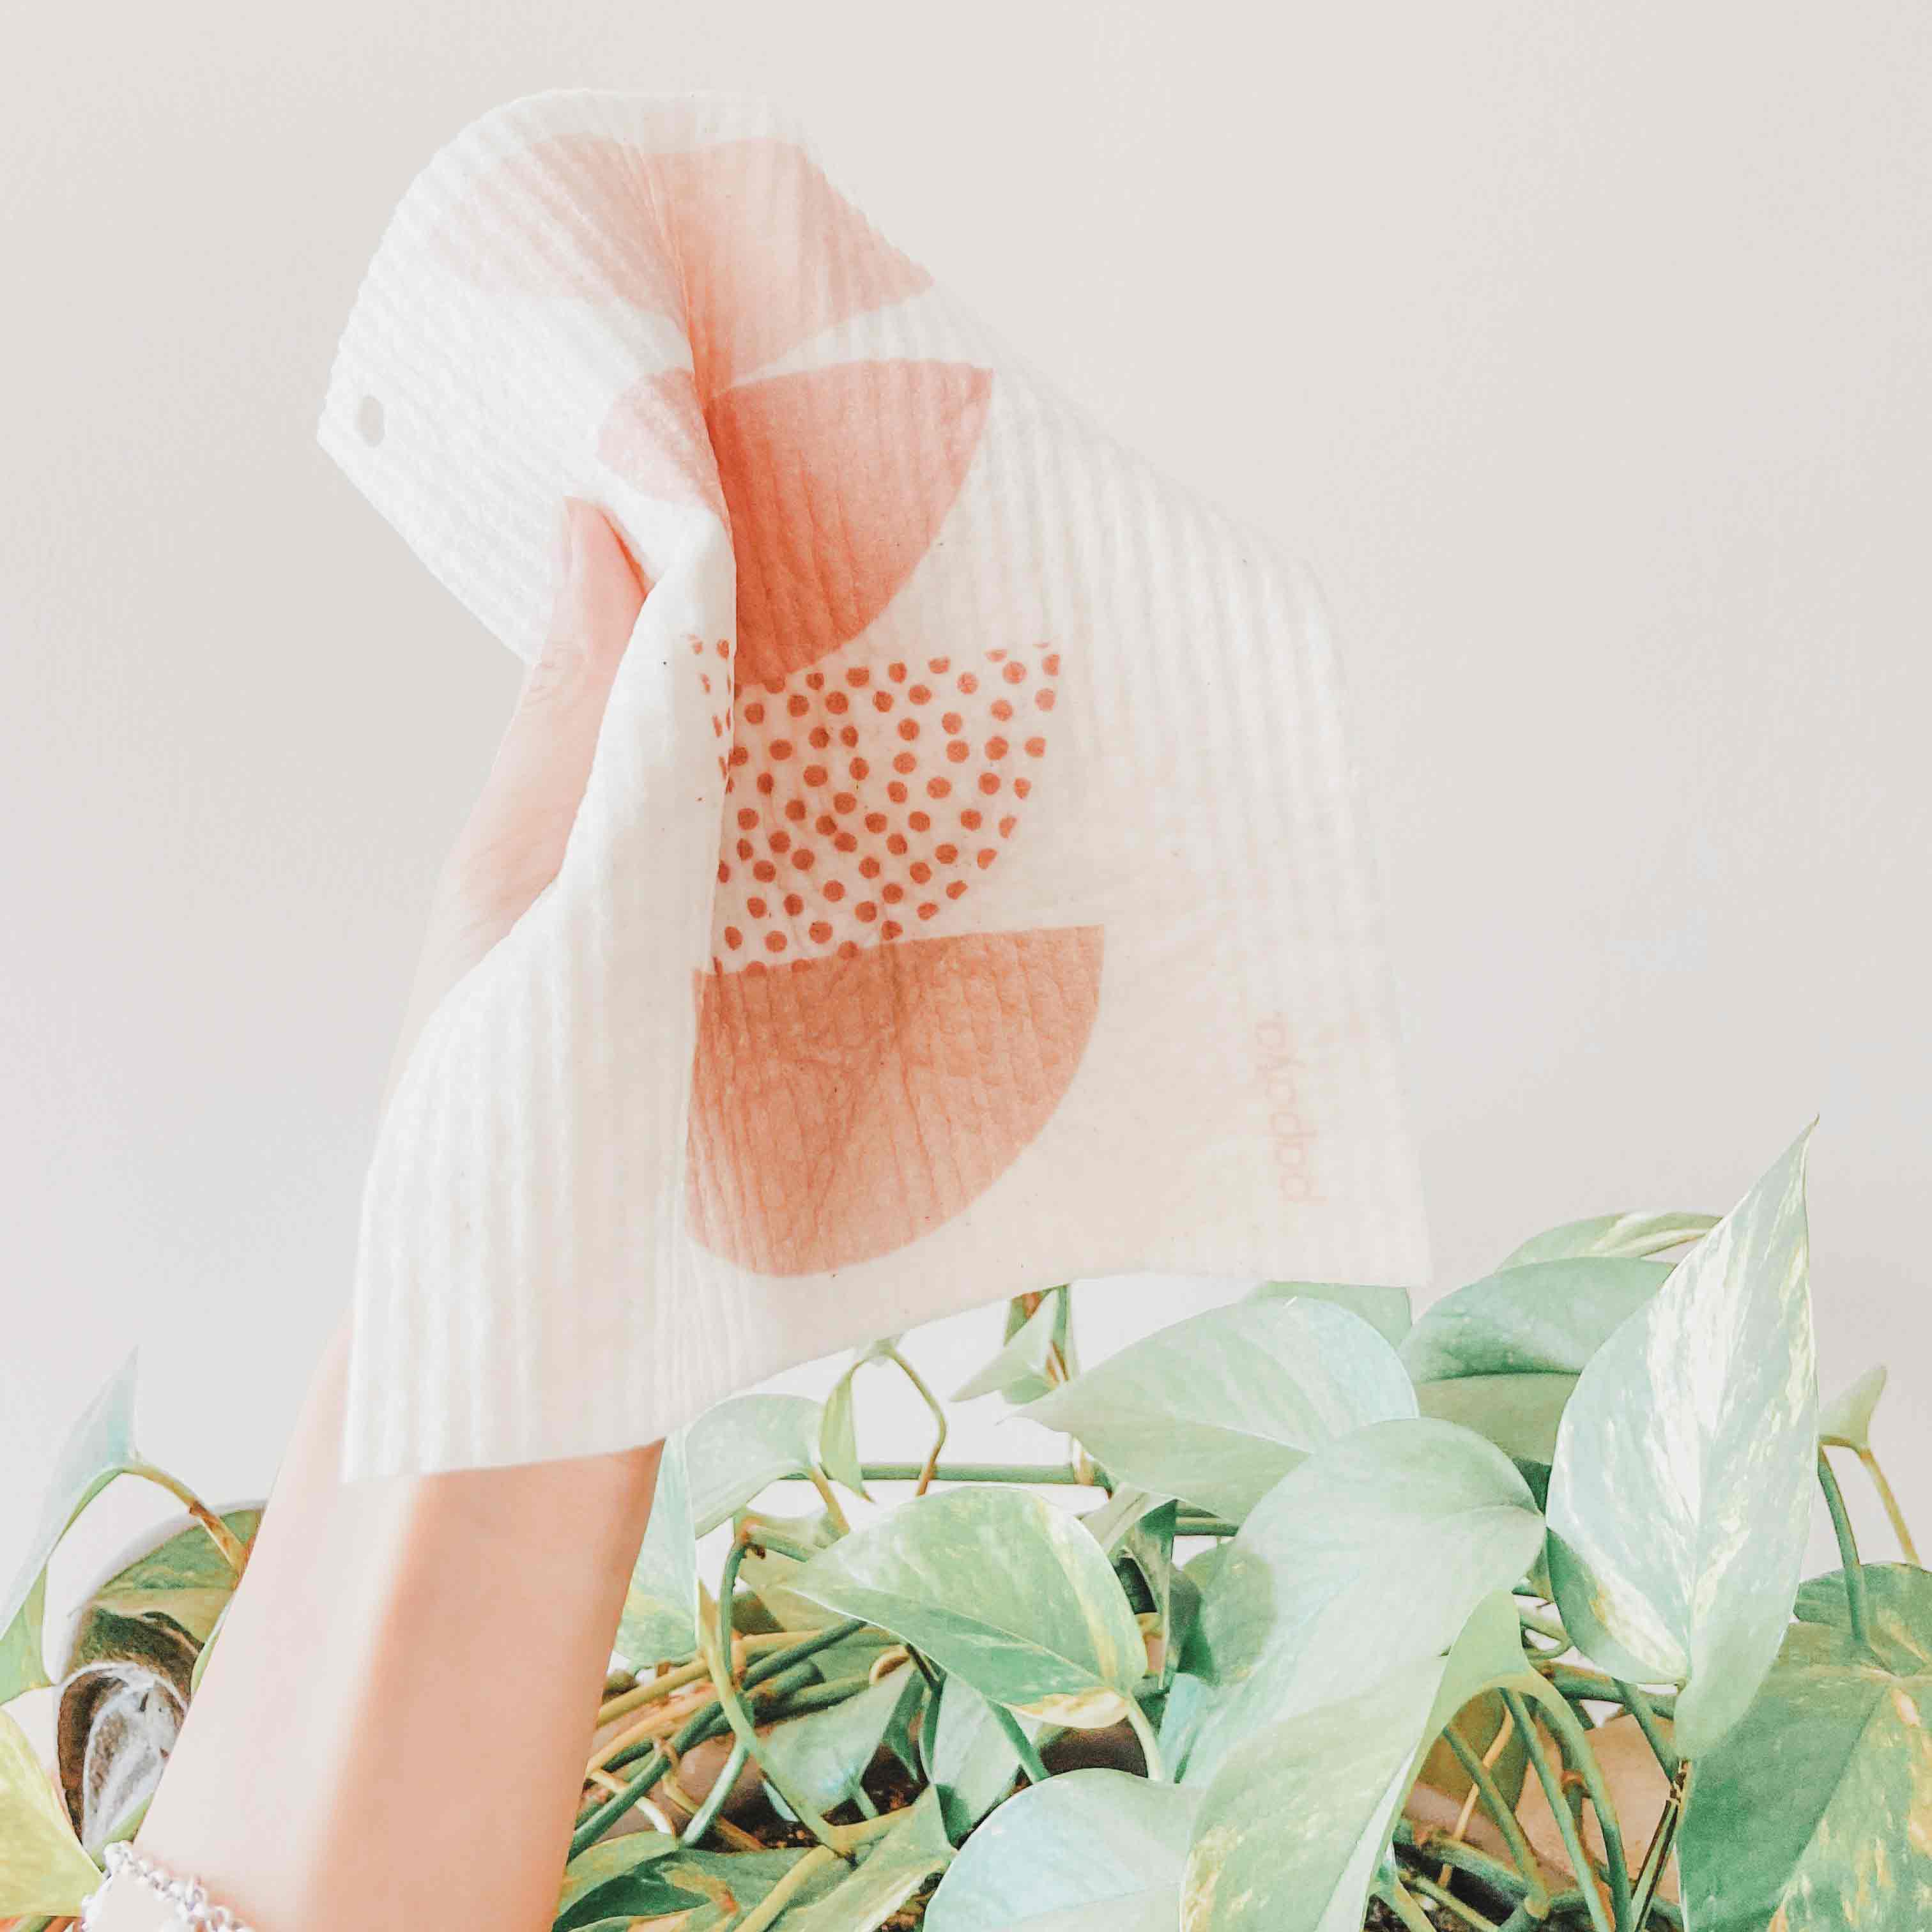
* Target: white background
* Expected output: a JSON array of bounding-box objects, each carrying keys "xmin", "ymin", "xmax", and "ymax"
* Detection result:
[{"xmin": 4, "ymin": 2, "xmax": 1928, "ymax": 1662}]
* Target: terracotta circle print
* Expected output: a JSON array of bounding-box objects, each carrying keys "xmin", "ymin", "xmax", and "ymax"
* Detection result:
[{"xmin": 438, "ymin": 128, "xmax": 1103, "ymax": 1275}]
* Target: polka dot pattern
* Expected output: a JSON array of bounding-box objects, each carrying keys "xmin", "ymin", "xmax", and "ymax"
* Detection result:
[{"xmin": 711, "ymin": 639, "xmax": 1059, "ymax": 967}]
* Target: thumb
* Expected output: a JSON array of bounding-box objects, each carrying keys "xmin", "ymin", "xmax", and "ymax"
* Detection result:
[{"xmin": 395, "ymin": 500, "xmax": 648, "ymax": 1071}]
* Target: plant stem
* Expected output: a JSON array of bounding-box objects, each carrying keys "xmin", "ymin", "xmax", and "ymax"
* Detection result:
[
  {"xmin": 1816, "ymin": 1450, "xmax": 1875, "ymax": 1655},
  {"xmin": 1125, "ymin": 1695, "xmax": 1165, "ymax": 1781},
  {"xmin": 1627, "ymin": 1770, "xmax": 1685, "ymax": 1929},
  {"xmin": 1536, "ymin": 1666, "xmax": 1675, "ymax": 1722},
  {"xmin": 1503, "ymin": 1689, "xmax": 1618, "ymax": 1932},
  {"xmin": 1610, "ymin": 1681, "xmax": 1678, "ymax": 1781},
  {"xmin": 1404, "ymin": 1869, "xmax": 1506, "ymax": 1932},
  {"xmin": 779, "ymin": 1461, "xmax": 1093, "ymax": 1486},
  {"xmin": 1516, "ymin": 1602, "xmax": 1568, "ymax": 1648},
  {"xmin": 680, "ymin": 1733, "xmax": 747, "ymax": 1846},
  {"xmin": 1856, "ymin": 1446, "xmax": 1922, "ymax": 1565},
  {"xmin": 1515, "ymin": 1678, "xmax": 1635, "ymax": 1932},
  {"xmin": 700, "ymin": 1554, "xmax": 852, "ymax": 1860},
  {"xmin": 808, "ymin": 1464, "xmax": 852, "ymax": 1535},
  {"xmin": 1394, "ymin": 1820, "xmax": 1531, "ymax": 1906},
  {"xmin": 1442, "ymin": 1723, "xmax": 1552, "ymax": 1919},
  {"xmin": 733, "ymin": 1844, "xmax": 838, "ymax": 1932},
  {"xmin": 882, "ymin": 1346, "xmax": 948, "ymax": 1494},
  {"xmin": 121, "ymin": 1461, "xmax": 249, "ymax": 1575},
  {"xmin": 989, "ymin": 1701, "xmax": 1051, "ymax": 1785},
  {"xmin": 1379, "ymin": 1877, "xmax": 1453, "ymax": 1932}
]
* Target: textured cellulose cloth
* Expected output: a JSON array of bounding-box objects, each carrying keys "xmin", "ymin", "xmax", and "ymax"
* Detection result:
[{"xmin": 319, "ymin": 91, "xmax": 1429, "ymax": 1477}]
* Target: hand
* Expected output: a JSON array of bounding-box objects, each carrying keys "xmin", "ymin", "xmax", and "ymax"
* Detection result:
[{"xmin": 123, "ymin": 504, "xmax": 662, "ymax": 1932}]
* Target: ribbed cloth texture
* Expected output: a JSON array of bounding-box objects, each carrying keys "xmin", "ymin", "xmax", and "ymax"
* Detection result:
[{"xmin": 318, "ymin": 91, "xmax": 1429, "ymax": 1476}]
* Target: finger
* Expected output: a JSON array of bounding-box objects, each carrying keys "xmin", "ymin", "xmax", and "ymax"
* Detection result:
[{"xmin": 443, "ymin": 499, "xmax": 648, "ymax": 953}]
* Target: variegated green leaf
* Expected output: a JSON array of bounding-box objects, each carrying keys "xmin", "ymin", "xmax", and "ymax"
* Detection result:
[
  {"xmin": 778, "ymin": 1788, "xmax": 952, "ymax": 1932},
  {"xmin": 928, "ymin": 1675, "xmax": 1039, "ymax": 1843},
  {"xmin": 1547, "ymin": 1127, "xmax": 1816, "ymax": 1756},
  {"xmin": 1819, "ymin": 1365, "xmax": 1888, "ymax": 1451},
  {"xmin": 759, "ymin": 1667, "xmax": 923, "ymax": 1813},
  {"xmin": 1, "ymin": 1354, "xmax": 140, "ymax": 1703},
  {"xmin": 788, "ymin": 1486, "xmax": 1146, "ymax": 1717},
  {"xmin": 819, "ymin": 1367, "xmax": 870, "ymax": 1499},
  {"xmin": 616, "ymin": 1432, "xmax": 698, "ymax": 1668},
  {"xmin": 1400, "ymin": 1258, "xmax": 1671, "ymax": 1384},
  {"xmin": 953, "ymin": 1297, "xmax": 1061, "ymax": 1402},
  {"xmin": 0, "ymin": 1705, "xmax": 102, "ymax": 1912},
  {"xmin": 1165, "ymin": 1418, "xmax": 1543, "ymax": 1784},
  {"xmin": 1250, "ymin": 1281, "xmax": 1413, "ymax": 1349},
  {"xmin": 1017, "ymin": 1301, "xmax": 1416, "ymax": 1520},
  {"xmin": 926, "ymin": 1768, "xmax": 1200, "ymax": 1932},
  {"xmin": 686, "ymin": 1395, "xmax": 822, "ymax": 1535},
  {"xmin": 1180, "ymin": 1655, "xmax": 1445, "ymax": 1932},
  {"xmin": 554, "ymin": 1832, "xmax": 703, "ymax": 1931},
  {"xmin": 1679, "ymin": 1563, "xmax": 1932, "ymax": 1931},
  {"xmin": 1499, "ymin": 1209, "xmax": 1717, "ymax": 1269}
]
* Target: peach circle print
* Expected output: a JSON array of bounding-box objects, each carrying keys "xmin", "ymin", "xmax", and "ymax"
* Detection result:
[{"xmin": 440, "ymin": 130, "xmax": 1102, "ymax": 1275}]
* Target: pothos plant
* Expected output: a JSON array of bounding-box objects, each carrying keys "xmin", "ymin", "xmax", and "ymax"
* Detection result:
[{"xmin": 3, "ymin": 1123, "xmax": 1925, "ymax": 1931}]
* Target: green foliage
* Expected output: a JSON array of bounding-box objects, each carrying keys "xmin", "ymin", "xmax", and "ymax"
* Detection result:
[{"xmin": 8, "ymin": 1124, "xmax": 1922, "ymax": 1932}]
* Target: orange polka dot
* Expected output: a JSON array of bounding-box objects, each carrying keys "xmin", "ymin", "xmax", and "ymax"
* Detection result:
[
  {"xmin": 908, "ymin": 684, "xmax": 931, "ymax": 704},
  {"xmin": 976, "ymin": 849, "xmax": 997, "ymax": 868},
  {"xmin": 986, "ymin": 736, "xmax": 1008, "ymax": 758},
  {"xmin": 888, "ymin": 661, "xmax": 907, "ymax": 682},
  {"xmin": 691, "ymin": 639, "xmax": 704, "ymax": 656},
  {"xmin": 838, "ymin": 940, "xmax": 859, "ymax": 958},
  {"xmin": 917, "ymin": 901, "xmax": 939, "ymax": 919},
  {"xmin": 770, "ymin": 830, "xmax": 791, "ymax": 852},
  {"xmin": 783, "ymin": 893, "xmax": 804, "ymax": 916},
  {"xmin": 1035, "ymin": 688, "xmax": 1055, "ymax": 710},
  {"xmin": 882, "ymin": 883, "xmax": 905, "ymax": 904},
  {"xmin": 851, "ymin": 758, "xmax": 870, "ymax": 779},
  {"xmin": 942, "ymin": 711, "xmax": 963, "ymax": 733},
  {"xmin": 808, "ymin": 727, "xmax": 831, "ymax": 749},
  {"xmin": 730, "ymin": 746, "xmax": 750, "ymax": 766},
  {"xmin": 1013, "ymin": 777, "xmax": 1032, "ymax": 798},
  {"xmin": 809, "ymin": 921, "xmax": 832, "ymax": 944},
  {"xmin": 945, "ymin": 880, "xmax": 967, "ymax": 900},
  {"xmin": 856, "ymin": 900, "xmax": 878, "ymax": 921},
  {"xmin": 978, "ymin": 772, "xmax": 1001, "ymax": 794},
  {"xmin": 758, "ymin": 773, "xmax": 775, "ymax": 793},
  {"xmin": 824, "ymin": 880, "xmax": 846, "ymax": 901},
  {"xmin": 717, "ymin": 862, "xmax": 731, "ymax": 883},
  {"xmin": 716, "ymin": 640, "xmax": 729, "ymax": 658},
  {"xmin": 785, "ymin": 799, "xmax": 807, "ymax": 822},
  {"xmin": 788, "ymin": 694, "xmax": 809, "ymax": 717},
  {"xmin": 999, "ymin": 815, "xmax": 1017, "ymax": 837},
  {"xmin": 833, "ymin": 791, "xmax": 858, "ymax": 814},
  {"xmin": 910, "ymin": 861, "xmax": 932, "ymax": 884},
  {"xmin": 909, "ymin": 810, "xmax": 931, "ymax": 832},
  {"xmin": 936, "ymin": 843, "xmax": 959, "ymax": 863},
  {"xmin": 847, "ymin": 667, "xmax": 871, "ymax": 686},
  {"xmin": 754, "ymin": 861, "xmax": 777, "ymax": 883},
  {"xmin": 1025, "ymin": 737, "xmax": 1045, "ymax": 756},
  {"xmin": 881, "ymin": 919, "xmax": 903, "ymax": 940},
  {"xmin": 873, "ymin": 691, "xmax": 894, "ymax": 712},
  {"xmin": 737, "ymin": 808, "xmax": 758, "ymax": 831},
  {"xmin": 1043, "ymin": 653, "xmax": 1061, "ymax": 675},
  {"xmin": 928, "ymin": 657, "xmax": 951, "ymax": 673},
  {"xmin": 988, "ymin": 648, "xmax": 1008, "ymax": 663},
  {"xmin": 765, "ymin": 931, "xmax": 787, "ymax": 953},
  {"xmin": 834, "ymin": 832, "xmax": 857, "ymax": 853},
  {"xmin": 946, "ymin": 741, "xmax": 970, "ymax": 763},
  {"xmin": 803, "ymin": 764, "xmax": 828, "ymax": 786},
  {"xmin": 827, "ymin": 690, "xmax": 849, "ymax": 714},
  {"xmin": 893, "ymin": 751, "xmax": 917, "ymax": 774},
  {"xmin": 864, "ymin": 812, "xmax": 888, "ymax": 833},
  {"xmin": 724, "ymin": 925, "xmax": 743, "ymax": 948},
  {"xmin": 815, "ymin": 815, "xmax": 838, "ymax": 836},
  {"xmin": 960, "ymin": 808, "xmax": 983, "ymax": 829},
  {"xmin": 927, "ymin": 777, "xmax": 952, "ymax": 799},
  {"xmin": 887, "ymin": 834, "xmax": 908, "ymax": 856},
  {"xmin": 859, "ymin": 857, "xmax": 882, "ymax": 879},
  {"xmin": 792, "ymin": 848, "xmax": 815, "ymax": 870},
  {"xmin": 744, "ymin": 702, "xmax": 765, "ymax": 725},
  {"xmin": 748, "ymin": 896, "xmax": 768, "ymax": 916},
  {"xmin": 737, "ymin": 838, "xmax": 755, "ymax": 860},
  {"xmin": 958, "ymin": 672, "xmax": 979, "ymax": 694},
  {"xmin": 992, "ymin": 699, "xmax": 1014, "ymax": 722},
  {"xmin": 1003, "ymin": 661, "xmax": 1027, "ymax": 684},
  {"xmin": 770, "ymin": 740, "xmax": 793, "ymax": 761},
  {"xmin": 806, "ymin": 670, "xmax": 825, "ymax": 689},
  {"xmin": 839, "ymin": 726, "xmax": 860, "ymax": 747}
]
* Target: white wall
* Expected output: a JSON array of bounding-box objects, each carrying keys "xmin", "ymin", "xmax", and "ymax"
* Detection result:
[{"xmin": 4, "ymin": 3, "xmax": 1927, "ymax": 1607}]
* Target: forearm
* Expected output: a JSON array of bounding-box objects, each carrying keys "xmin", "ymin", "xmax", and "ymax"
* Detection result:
[{"xmin": 122, "ymin": 1325, "xmax": 657, "ymax": 1930}]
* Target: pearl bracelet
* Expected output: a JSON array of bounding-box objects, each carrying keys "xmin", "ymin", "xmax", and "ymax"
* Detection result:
[{"xmin": 80, "ymin": 1843, "xmax": 257, "ymax": 1932}]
